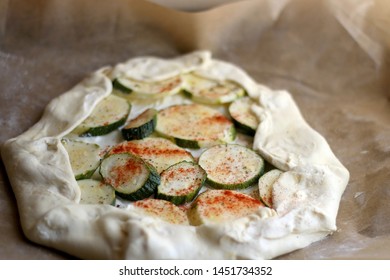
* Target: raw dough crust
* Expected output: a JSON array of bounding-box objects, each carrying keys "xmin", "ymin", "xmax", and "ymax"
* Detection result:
[{"xmin": 1, "ymin": 51, "xmax": 349, "ymax": 259}]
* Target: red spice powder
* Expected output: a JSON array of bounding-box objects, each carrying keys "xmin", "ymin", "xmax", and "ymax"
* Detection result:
[
  {"xmin": 200, "ymin": 114, "xmax": 231, "ymax": 126},
  {"xmin": 105, "ymin": 157, "xmax": 143, "ymax": 188},
  {"xmin": 110, "ymin": 141, "xmax": 190, "ymax": 157},
  {"xmin": 197, "ymin": 190, "xmax": 263, "ymax": 218}
]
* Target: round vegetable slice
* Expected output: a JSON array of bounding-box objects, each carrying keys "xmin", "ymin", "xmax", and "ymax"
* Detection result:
[
  {"xmin": 198, "ymin": 144, "xmax": 264, "ymax": 189},
  {"xmin": 156, "ymin": 161, "xmax": 206, "ymax": 205},
  {"xmin": 228, "ymin": 96, "xmax": 259, "ymax": 136},
  {"xmin": 78, "ymin": 179, "xmax": 115, "ymax": 205},
  {"xmin": 188, "ymin": 189, "xmax": 264, "ymax": 225},
  {"xmin": 61, "ymin": 139, "xmax": 101, "ymax": 180},
  {"xmin": 73, "ymin": 94, "xmax": 131, "ymax": 137},
  {"xmin": 258, "ymin": 169, "xmax": 283, "ymax": 208},
  {"xmin": 133, "ymin": 199, "xmax": 189, "ymax": 225},
  {"xmin": 113, "ymin": 76, "xmax": 182, "ymax": 99},
  {"xmin": 108, "ymin": 137, "xmax": 194, "ymax": 174},
  {"xmin": 156, "ymin": 104, "xmax": 236, "ymax": 149},
  {"xmin": 182, "ymin": 73, "xmax": 245, "ymax": 104},
  {"xmin": 121, "ymin": 108, "xmax": 157, "ymax": 140},
  {"xmin": 100, "ymin": 153, "xmax": 160, "ymax": 201}
]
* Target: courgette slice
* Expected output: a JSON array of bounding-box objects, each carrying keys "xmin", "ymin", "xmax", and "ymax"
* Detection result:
[
  {"xmin": 198, "ymin": 144, "xmax": 264, "ymax": 189},
  {"xmin": 182, "ymin": 73, "xmax": 245, "ymax": 104},
  {"xmin": 78, "ymin": 179, "xmax": 116, "ymax": 205},
  {"xmin": 108, "ymin": 137, "xmax": 194, "ymax": 174},
  {"xmin": 113, "ymin": 76, "xmax": 182, "ymax": 99},
  {"xmin": 73, "ymin": 94, "xmax": 131, "ymax": 137},
  {"xmin": 61, "ymin": 139, "xmax": 101, "ymax": 180},
  {"xmin": 100, "ymin": 153, "xmax": 160, "ymax": 201},
  {"xmin": 155, "ymin": 104, "xmax": 236, "ymax": 149},
  {"xmin": 228, "ymin": 96, "xmax": 259, "ymax": 136},
  {"xmin": 133, "ymin": 199, "xmax": 189, "ymax": 225},
  {"xmin": 121, "ymin": 108, "xmax": 157, "ymax": 140},
  {"xmin": 258, "ymin": 169, "xmax": 283, "ymax": 208},
  {"xmin": 188, "ymin": 189, "xmax": 264, "ymax": 226},
  {"xmin": 156, "ymin": 161, "xmax": 206, "ymax": 205},
  {"xmin": 112, "ymin": 78, "xmax": 132, "ymax": 94}
]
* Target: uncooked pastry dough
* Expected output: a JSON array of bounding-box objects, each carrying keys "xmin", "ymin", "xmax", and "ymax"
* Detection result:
[{"xmin": 1, "ymin": 51, "xmax": 349, "ymax": 259}]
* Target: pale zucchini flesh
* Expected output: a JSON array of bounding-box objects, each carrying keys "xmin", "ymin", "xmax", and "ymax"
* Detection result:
[
  {"xmin": 133, "ymin": 199, "xmax": 189, "ymax": 225},
  {"xmin": 156, "ymin": 161, "xmax": 206, "ymax": 205},
  {"xmin": 61, "ymin": 139, "xmax": 101, "ymax": 180},
  {"xmin": 229, "ymin": 96, "xmax": 259, "ymax": 136},
  {"xmin": 156, "ymin": 104, "xmax": 236, "ymax": 148},
  {"xmin": 198, "ymin": 144, "xmax": 264, "ymax": 189},
  {"xmin": 182, "ymin": 73, "xmax": 245, "ymax": 104},
  {"xmin": 188, "ymin": 189, "xmax": 264, "ymax": 225},
  {"xmin": 100, "ymin": 153, "xmax": 160, "ymax": 201},
  {"xmin": 108, "ymin": 137, "xmax": 194, "ymax": 174},
  {"xmin": 121, "ymin": 108, "xmax": 157, "ymax": 140},
  {"xmin": 113, "ymin": 76, "xmax": 182, "ymax": 99},
  {"xmin": 73, "ymin": 94, "xmax": 131, "ymax": 137},
  {"xmin": 258, "ymin": 169, "xmax": 283, "ymax": 208},
  {"xmin": 78, "ymin": 179, "xmax": 116, "ymax": 205}
]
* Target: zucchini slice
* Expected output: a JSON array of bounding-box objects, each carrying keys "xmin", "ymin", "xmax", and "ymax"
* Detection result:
[
  {"xmin": 100, "ymin": 153, "xmax": 160, "ymax": 201},
  {"xmin": 61, "ymin": 139, "xmax": 101, "ymax": 180},
  {"xmin": 78, "ymin": 179, "xmax": 116, "ymax": 205},
  {"xmin": 156, "ymin": 161, "xmax": 206, "ymax": 205},
  {"xmin": 228, "ymin": 96, "xmax": 259, "ymax": 136},
  {"xmin": 133, "ymin": 199, "xmax": 189, "ymax": 225},
  {"xmin": 121, "ymin": 108, "xmax": 157, "ymax": 140},
  {"xmin": 182, "ymin": 73, "xmax": 245, "ymax": 104},
  {"xmin": 156, "ymin": 104, "xmax": 236, "ymax": 149},
  {"xmin": 258, "ymin": 169, "xmax": 283, "ymax": 208},
  {"xmin": 108, "ymin": 137, "xmax": 194, "ymax": 174},
  {"xmin": 113, "ymin": 76, "xmax": 182, "ymax": 99},
  {"xmin": 112, "ymin": 78, "xmax": 132, "ymax": 94},
  {"xmin": 198, "ymin": 144, "xmax": 264, "ymax": 189},
  {"xmin": 188, "ymin": 189, "xmax": 264, "ymax": 225},
  {"xmin": 73, "ymin": 94, "xmax": 131, "ymax": 137}
]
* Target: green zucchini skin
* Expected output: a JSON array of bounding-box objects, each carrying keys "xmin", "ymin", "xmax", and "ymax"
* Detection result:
[
  {"xmin": 173, "ymin": 137, "xmax": 201, "ymax": 149},
  {"xmin": 100, "ymin": 153, "xmax": 160, "ymax": 201},
  {"xmin": 80, "ymin": 117, "xmax": 127, "ymax": 137},
  {"xmin": 75, "ymin": 169, "xmax": 97, "ymax": 181},
  {"xmin": 199, "ymin": 144, "xmax": 265, "ymax": 190},
  {"xmin": 108, "ymin": 137, "xmax": 195, "ymax": 174},
  {"xmin": 61, "ymin": 139, "xmax": 101, "ymax": 180},
  {"xmin": 112, "ymin": 76, "xmax": 182, "ymax": 99},
  {"xmin": 155, "ymin": 104, "xmax": 236, "ymax": 149},
  {"xmin": 156, "ymin": 161, "xmax": 206, "ymax": 205},
  {"xmin": 121, "ymin": 122, "xmax": 155, "ymax": 140},
  {"xmin": 112, "ymin": 78, "xmax": 133, "ymax": 94},
  {"xmin": 228, "ymin": 97, "xmax": 259, "ymax": 136},
  {"xmin": 232, "ymin": 118, "xmax": 256, "ymax": 137},
  {"xmin": 182, "ymin": 73, "xmax": 245, "ymax": 105},
  {"xmin": 121, "ymin": 108, "xmax": 157, "ymax": 140},
  {"xmin": 206, "ymin": 168, "xmax": 263, "ymax": 190},
  {"xmin": 117, "ymin": 164, "xmax": 160, "ymax": 201},
  {"xmin": 75, "ymin": 95, "xmax": 131, "ymax": 137}
]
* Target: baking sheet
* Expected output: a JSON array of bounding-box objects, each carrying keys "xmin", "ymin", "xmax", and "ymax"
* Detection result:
[{"xmin": 0, "ymin": 0, "xmax": 389, "ymax": 259}]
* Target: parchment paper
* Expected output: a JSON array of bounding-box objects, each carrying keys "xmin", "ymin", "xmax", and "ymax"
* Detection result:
[{"xmin": 0, "ymin": 0, "xmax": 389, "ymax": 259}]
